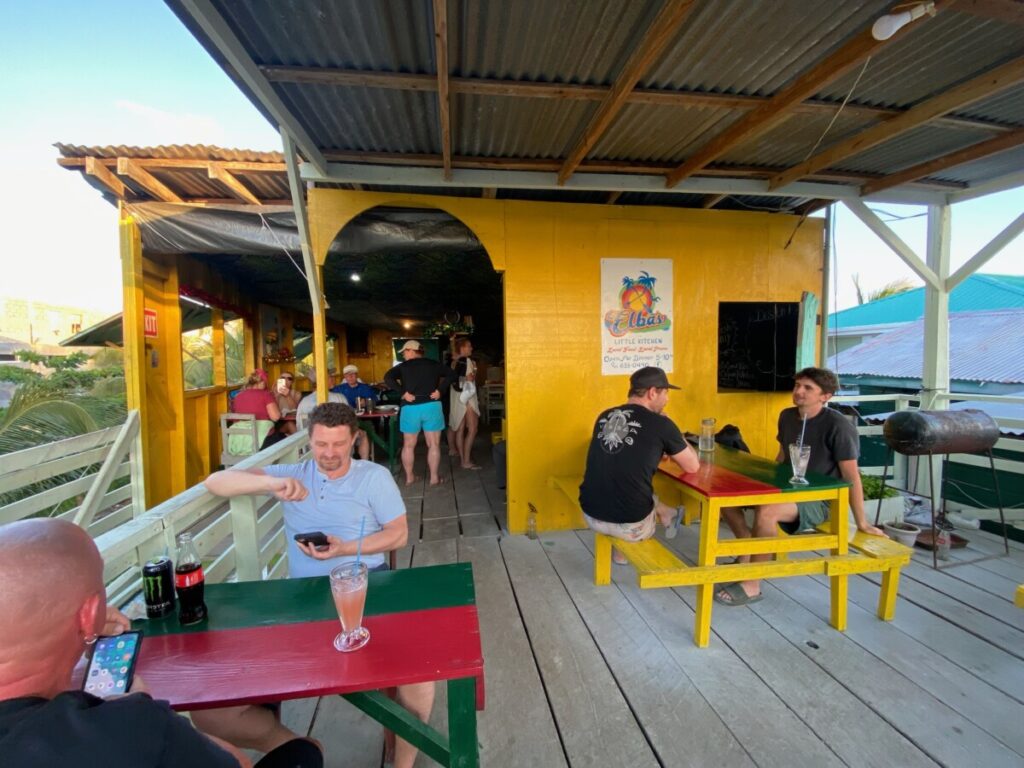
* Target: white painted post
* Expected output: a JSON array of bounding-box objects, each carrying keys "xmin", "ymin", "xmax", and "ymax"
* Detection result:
[{"xmin": 918, "ymin": 203, "xmax": 952, "ymax": 501}]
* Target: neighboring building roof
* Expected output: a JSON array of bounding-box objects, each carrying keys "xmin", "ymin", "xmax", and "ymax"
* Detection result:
[
  {"xmin": 0, "ymin": 335, "xmax": 30, "ymax": 356},
  {"xmin": 829, "ymin": 308, "xmax": 1024, "ymax": 384},
  {"xmin": 829, "ymin": 274, "xmax": 1024, "ymax": 329}
]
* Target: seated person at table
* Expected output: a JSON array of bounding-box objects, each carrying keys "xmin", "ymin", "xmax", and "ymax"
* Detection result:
[
  {"xmin": 297, "ymin": 369, "xmax": 370, "ymax": 460},
  {"xmin": 716, "ymin": 367, "xmax": 887, "ymax": 607},
  {"xmin": 331, "ymin": 364, "xmax": 377, "ymax": 410},
  {"xmin": 579, "ymin": 367, "xmax": 699, "ymax": 563},
  {"xmin": 0, "ymin": 517, "xmax": 300, "ymax": 768},
  {"xmin": 204, "ymin": 403, "xmax": 433, "ymax": 768},
  {"xmin": 231, "ymin": 369, "xmax": 284, "ymax": 452}
]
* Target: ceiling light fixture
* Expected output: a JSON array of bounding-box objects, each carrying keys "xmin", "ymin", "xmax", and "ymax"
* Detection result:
[
  {"xmin": 350, "ymin": 273, "xmax": 361, "ymax": 282},
  {"xmin": 871, "ymin": 2, "xmax": 935, "ymax": 41},
  {"xmin": 402, "ymin": 321, "xmax": 412, "ymax": 330}
]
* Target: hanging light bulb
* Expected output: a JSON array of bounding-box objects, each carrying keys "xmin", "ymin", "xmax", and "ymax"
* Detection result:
[
  {"xmin": 871, "ymin": 2, "xmax": 936, "ymax": 41},
  {"xmin": 350, "ymin": 273, "xmax": 361, "ymax": 282}
]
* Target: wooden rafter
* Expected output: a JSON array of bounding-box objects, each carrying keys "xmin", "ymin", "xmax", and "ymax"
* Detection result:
[
  {"xmin": 861, "ymin": 127, "xmax": 1024, "ymax": 196},
  {"xmin": 702, "ymin": 194, "xmax": 727, "ymax": 209},
  {"xmin": 208, "ymin": 163, "xmax": 261, "ymax": 204},
  {"xmin": 664, "ymin": 1, "xmax": 951, "ymax": 188},
  {"xmin": 259, "ymin": 65, "xmax": 1014, "ymax": 135},
  {"xmin": 116, "ymin": 158, "xmax": 183, "ymax": 203},
  {"xmin": 84, "ymin": 156, "xmax": 127, "ymax": 199},
  {"xmin": 606, "ymin": 191, "xmax": 623, "ymax": 205},
  {"xmin": 769, "ymin": 56, "xmax": 1024, "ymax": 191},
  {"xmin": 481, "ymin": 187, "xmax": 497, "ymax": 199},
  {"xmin": 432, "ymin": 0, "xmax": 452, "ymax": 180},
  {"xmin": 955, "ymin": 0, "xmax": 1024, "ymax": 26},
  {"xmin": 557, "ymin": 0, "xmax": 697, "ymax": 185}
]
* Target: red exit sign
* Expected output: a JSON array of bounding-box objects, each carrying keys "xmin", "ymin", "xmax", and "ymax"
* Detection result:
[{"xmin": 144, "ymin": 308, "xmax": 158, "ymax": 338}]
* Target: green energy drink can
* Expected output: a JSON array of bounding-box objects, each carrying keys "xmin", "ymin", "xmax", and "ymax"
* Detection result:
[{"xmin": 142, "ymin": 556, "xmax": 176, "ymax": 618}]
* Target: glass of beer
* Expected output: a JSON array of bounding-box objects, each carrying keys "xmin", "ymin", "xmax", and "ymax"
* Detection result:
[
  {"xmin": 789, "ymin": 443, "xmax": 811, "ymax": 485},
  {"xmin": 329, "ymin": 562, "xmax": 370, "ymax": 652}
]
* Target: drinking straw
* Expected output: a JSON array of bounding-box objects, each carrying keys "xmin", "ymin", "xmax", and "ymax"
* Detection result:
[
  {"xmin": 798, "ymin": 413, "xmax": 808, "ymax": 448},
  {"xmin": 354, "ymin": 516, "xmax": 366, "ymax": 565}
]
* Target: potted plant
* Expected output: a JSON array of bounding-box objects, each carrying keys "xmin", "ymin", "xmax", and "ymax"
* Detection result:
[{"xmin": 861, "ymin": 474, "xmax": 905, "ymax": 522}]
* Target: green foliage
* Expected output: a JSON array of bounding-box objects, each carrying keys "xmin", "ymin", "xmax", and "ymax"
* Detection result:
[
  {"xmin": 0, "ymin": 382, "xmax": 126, "ymax": 455},
  {"xmin": 91, "ymin": 347, "xmax": 124, "ymax": 369},
  {"xmin": 861, "ymin": 474, "xmax": 898, "ymax": 500},
  {"xmin": 15, "ymin": 350, "xmax": 90, "ymax": 370},
  {"xmin": 0, "ymin": 366, "xmax": 42, "ymax": 385}
]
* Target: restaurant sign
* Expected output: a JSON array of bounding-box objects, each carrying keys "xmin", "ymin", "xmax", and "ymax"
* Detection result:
[{"xmin": 600, "ymin": 259, "xmax": 673, "ymax": 375}]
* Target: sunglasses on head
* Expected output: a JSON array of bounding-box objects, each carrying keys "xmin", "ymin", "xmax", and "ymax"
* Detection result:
[{"xmin": 281, "ymin": 375, "xmax": 294, "ymax": 381}]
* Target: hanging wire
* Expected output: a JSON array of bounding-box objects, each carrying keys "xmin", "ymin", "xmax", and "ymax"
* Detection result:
[{"xmin": 257, "ymin": 212, "xmax": 308, "ymax": 281}]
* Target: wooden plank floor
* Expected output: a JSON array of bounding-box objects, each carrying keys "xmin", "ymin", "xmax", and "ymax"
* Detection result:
[{"xmin": 277, "ymin": 434, "xmax": 1024, "ymax": 767}]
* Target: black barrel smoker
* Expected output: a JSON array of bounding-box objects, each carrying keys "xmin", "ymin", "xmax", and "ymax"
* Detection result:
[{"xmin": 878, "ymin": 408, "xmax": 1008, "ymax": 569}]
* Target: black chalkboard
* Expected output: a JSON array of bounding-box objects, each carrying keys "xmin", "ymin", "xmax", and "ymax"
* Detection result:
[{"xmin": 717, "ymin": 302, "xmax": 800, "ymax": 392}]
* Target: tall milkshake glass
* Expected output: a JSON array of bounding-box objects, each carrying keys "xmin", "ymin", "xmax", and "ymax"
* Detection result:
[{"xmin": 329, "ymin": 562, "xmax": 370, "ymax": 652}]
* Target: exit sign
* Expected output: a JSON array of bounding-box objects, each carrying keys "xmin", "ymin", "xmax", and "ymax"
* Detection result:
[{"xmin": 144, "ymin": 308, "xmax": 158, "ymax": 338}]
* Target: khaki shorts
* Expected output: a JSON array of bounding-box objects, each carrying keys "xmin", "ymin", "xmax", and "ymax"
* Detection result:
[{"xmin": 584, "ymin": 498, "xmax": 658, "ymax": 542}]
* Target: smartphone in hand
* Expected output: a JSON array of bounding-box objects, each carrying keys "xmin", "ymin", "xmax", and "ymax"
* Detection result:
[
  {"xmin": 294, "ymin": 531, "xmax": 329, "ymax": 551},
  {"xmin": 82, "ymin": 631, "xmax": 143, "ymax": 698}
]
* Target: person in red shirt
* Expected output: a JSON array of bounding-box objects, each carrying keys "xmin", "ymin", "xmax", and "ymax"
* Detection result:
[{"xmin": 228, "ymin": 370, "xmax": 282, "ymax": 453}]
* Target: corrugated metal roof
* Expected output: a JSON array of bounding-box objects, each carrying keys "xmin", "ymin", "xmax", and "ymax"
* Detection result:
[
  {"xmin": 829, "ymin": 308, "xmax": 1024, "ymax": 384},
  {"xmin": 54, "ymin": 143, "xmax": 283, "ymax": 163},
  {"xmin": 830, "ymin": 274, "xmax": 1024, "ymax": 328}
]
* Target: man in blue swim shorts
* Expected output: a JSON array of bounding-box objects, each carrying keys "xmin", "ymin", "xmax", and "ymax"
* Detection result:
[{"xmin": 384, "ymin": 340, "xmax": 456, "ymax": 486}]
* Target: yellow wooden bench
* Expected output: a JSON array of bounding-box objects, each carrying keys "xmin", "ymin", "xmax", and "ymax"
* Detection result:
[{"xmin": 551, "ymin": 474, "xmax": 914, "ymax": 645}]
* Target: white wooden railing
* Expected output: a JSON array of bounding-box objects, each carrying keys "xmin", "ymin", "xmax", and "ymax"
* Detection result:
[{"xmin": 93, "ymin": 430, "xmax": 309, "ymax": 606}]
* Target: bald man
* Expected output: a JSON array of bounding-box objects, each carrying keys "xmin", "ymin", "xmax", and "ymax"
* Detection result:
[{"xmin": 0, "ymin": 519, "xmax": 249, "ymax": 767}]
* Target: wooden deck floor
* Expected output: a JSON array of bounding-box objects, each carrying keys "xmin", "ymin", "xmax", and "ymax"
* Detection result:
[{"xmin": 277, "ymin": 437, "xmax": 1024, "ymax": 768}]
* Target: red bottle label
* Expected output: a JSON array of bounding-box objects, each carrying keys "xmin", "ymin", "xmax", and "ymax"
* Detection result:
[{"xmin": 175, "ymin": 566, "xmax": 204, "ymax": 588}]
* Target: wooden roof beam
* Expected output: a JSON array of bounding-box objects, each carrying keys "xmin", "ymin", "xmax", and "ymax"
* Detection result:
[
  {"xmin": 116, "ymin": 158, "xmax": 183, "ymax": 203},
  {"xmin": 665, "ymin": 1, "xmax": 951, "ymax": 188},
  {"xmin": 208, "ymin": 163, "xmax": 261, "ymax": 204},
  {"xmin": 481, "ymin": 187, "xmax": 497, "ymax": 199},
  {"xmin": 432, "ymin": 0, "xmax": 452, "ymax": 181},
  {"xmin": 557, "ymin": 0, "xmax": 697, "ymax": 185},
  {"xmin": 702, "ymin": 194, "xmax": 727, "ymax": 209},
  {"xmin": 258, "ymin": 65, "xmax": 1015, "ymax": 135},
  {"xmin": 606, "ymin": 191, "xmax": 623, "ymax": 205},
  {"xmin": 770, "ymin": 56, "xmax": 1024, "ymax": 191},
  {"xmin": 85, "ymin": 156, "xmax": 127, "ymax": 199},
  {"xmin": 862, "ymin": 127, "xmax": 1024, "ymax": 196}
]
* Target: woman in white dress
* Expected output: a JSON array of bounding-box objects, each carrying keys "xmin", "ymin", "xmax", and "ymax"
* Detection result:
[{"xmin": 448, "ymin": 338, "xmax": 481, "ymax": 469}]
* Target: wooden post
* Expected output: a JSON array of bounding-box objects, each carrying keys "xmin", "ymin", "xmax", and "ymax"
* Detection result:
[{"xmin": 230, "ymin": 494, "xmax": 263, "ymax": 582}]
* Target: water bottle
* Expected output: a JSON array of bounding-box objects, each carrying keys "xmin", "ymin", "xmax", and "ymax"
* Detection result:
[
  {"xmin": 699, "ymin": 417, "xmax": 716, "ymax": 452},
  {"xmin": 527, "ymin": 503, "xmax": 538, "ymax": 540},
  {"xmin": 935, "ymin": 526, "xmax": 951, "ymax": 561}
]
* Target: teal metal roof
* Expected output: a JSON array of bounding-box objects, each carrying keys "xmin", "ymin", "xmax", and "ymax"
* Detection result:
[{"xmin": 829, "ymin": 274, "xmax": 1024, "ymax": 329}]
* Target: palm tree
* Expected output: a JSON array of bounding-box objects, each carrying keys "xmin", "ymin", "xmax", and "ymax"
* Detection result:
[
  {"xmin": 852, "ymin": 273, "xmax": 915, "ymax": 305},
  {"xmin": 0, "ymin": 383, "xmax": 126, "ymax": 455}
]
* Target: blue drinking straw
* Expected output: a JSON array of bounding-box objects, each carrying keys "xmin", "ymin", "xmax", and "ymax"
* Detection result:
[{"xmin": 354, "ymin": 516, "xmax": 366, "ymax": 565}]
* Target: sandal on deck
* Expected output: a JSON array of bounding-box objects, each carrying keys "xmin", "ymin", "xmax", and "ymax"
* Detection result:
[
  {"xmin": 713, "ymin": 582, "xmax": 762, "ymax": 607},
  {"xmin": 663, "ymin": 506, "xmax": 684, "ymax": 539},
  {"xmin": 612, "ymin": 550, "xmax": 628, "ymax": 565}
]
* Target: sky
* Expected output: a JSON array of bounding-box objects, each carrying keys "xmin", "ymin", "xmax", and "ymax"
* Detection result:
[{"xmin": 1, "ymin": 1, "xmax": 1021, "ymax": 317}]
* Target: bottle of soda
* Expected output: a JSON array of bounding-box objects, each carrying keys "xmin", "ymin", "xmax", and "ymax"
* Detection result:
[{"xmin": 175, "ymin": 533, "xmax": 208, "ymax": 625}]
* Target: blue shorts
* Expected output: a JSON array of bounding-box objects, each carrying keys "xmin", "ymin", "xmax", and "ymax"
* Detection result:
[{"xmin": 399, "ymin": 401, "xmax": 445, "ymax": 433}]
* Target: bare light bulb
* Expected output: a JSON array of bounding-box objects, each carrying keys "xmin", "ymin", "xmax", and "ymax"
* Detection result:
[
  {"xmin": 350, "ymin": 273, "xmax": 361, "ymax": 282},
  {"xmin": 402, "ymin": 321, "xmax": 411, "ymax": 330},
  {"xmin": 871, "ymin": 2, "xmax": 935, "ymax": 41}
]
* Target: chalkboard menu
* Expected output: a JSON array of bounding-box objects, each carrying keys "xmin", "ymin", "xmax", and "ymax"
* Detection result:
[{"xmin": 717, "ymin": 302, "xmax": 800, "ymax": 392}]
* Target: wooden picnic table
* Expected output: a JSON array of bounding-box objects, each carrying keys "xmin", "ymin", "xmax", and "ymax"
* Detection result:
[
  {"xmin": 655, "ymin": 446, "xmax": 851, "ymax": 646},
  {"xmin": 132, "ymin": 563, "xmax": 484, "ymax": 768}
]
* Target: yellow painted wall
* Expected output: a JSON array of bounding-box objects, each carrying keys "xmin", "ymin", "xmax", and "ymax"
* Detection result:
[{"xmin": 309, "ymin": 190, "xmax": 823, "ymax": 534}]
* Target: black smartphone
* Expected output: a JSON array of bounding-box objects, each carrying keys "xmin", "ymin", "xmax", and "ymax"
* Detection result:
[
  {"xmin": 82, "ymin": 630, "xmax": 142, "ymax": 698},
  {"xmin": 294, "ymin": 531, "xmax": 329, "ymax": 550}
]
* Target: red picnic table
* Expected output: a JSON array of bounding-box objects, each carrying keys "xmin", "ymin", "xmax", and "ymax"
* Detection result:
[{"xmin": 132, "ymin": 563, "xmax": 484, "ymax": 768}]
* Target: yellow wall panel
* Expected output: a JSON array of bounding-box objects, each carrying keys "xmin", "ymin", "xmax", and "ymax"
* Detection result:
[{"xmin": 308, "ymin": 190, "xmax": 823, "ymax": 534}]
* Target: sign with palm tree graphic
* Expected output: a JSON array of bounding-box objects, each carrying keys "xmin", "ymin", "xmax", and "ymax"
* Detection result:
[{"xmin": 600, "ymin": 259, "xmax": 673, "ymax": 375}]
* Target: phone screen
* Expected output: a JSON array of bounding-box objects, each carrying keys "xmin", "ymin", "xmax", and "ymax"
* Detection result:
[{"xmin": 82, "ymin": 631, "xmax": 142, "ymax": 698}]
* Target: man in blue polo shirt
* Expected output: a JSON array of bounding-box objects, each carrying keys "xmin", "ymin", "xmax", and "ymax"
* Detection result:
[
  {"xmin": 204, "ymin": 402, "xmax": 431, "ymax": 768},
  {"xmin": 331, "ymin": 364, "xmax": 377, "ymax": 410}
]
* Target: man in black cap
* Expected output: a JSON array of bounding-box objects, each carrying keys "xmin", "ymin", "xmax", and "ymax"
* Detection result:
[{"xmin": 579, "ymin": 367, "xmax": 700, "ymax": 559}]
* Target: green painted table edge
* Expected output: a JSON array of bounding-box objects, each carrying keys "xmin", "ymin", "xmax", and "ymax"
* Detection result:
[
  {"xmin": 135, "ymin": 562, "xmax": 475, "ymax": 637},
  {"xmin": 708, "ymin": 444, "xmax": 850, "ymax": 494}
]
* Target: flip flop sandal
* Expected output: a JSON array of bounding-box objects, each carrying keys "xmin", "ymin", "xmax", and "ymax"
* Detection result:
[
  {"xmin": 663, "ymin": 505, "xmax": 684, "ymax": 539},
  {"xmin": 713, "ymin": 582, "xmax": 763, "ymax": 607}
]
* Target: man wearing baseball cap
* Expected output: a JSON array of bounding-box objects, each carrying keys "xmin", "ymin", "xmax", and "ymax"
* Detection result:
[
  {"xmin": 579, "ymin": 366, "xmax": 700, "ymax": 559},
  {"xmin": 332, "ymin": 364, "xmax": 377, "ymax": 410},
  {"xmin": 384, "ymin": 341, "xmax": 456, "ymax": 486}
]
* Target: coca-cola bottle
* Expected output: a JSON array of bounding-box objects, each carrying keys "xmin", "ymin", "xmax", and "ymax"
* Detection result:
[{"xmin": 175, "ymin": 533, "xmax": 208, "ymax": 625}]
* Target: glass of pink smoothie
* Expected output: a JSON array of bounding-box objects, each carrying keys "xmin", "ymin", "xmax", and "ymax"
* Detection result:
[{"xmin": 329, "ymin": 562, "xmax": 370, "ymax": 652}]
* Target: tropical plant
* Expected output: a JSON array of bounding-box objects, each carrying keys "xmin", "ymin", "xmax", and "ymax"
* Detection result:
[
  {"xmin": 182, "ymin": 323, "xmax": 246, "ymax": 389},
  {"xmin": 852, "ymin": 274, "xmax": 915, "ymax": 305},
  {"xmin": 0, "ymin": 382, "xmax": 126, "ymax": 455},
  {"xmin": 860, "ymin": 473, "xmax": 899, "ymax": 500}
]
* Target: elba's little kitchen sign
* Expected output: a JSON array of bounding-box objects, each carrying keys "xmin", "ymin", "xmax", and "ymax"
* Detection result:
[{"xmin": 600, "ymin": 258, "xmax": 673, "ymax": 375}]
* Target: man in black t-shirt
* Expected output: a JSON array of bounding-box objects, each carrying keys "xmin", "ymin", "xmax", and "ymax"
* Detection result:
[
  {"xmin": 579, "ymin": 367, "xmax": 700, "ymax": 560},
  {"xmin": 716, "ymin": 367, "xmax": 887, "ymax": 607}
]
